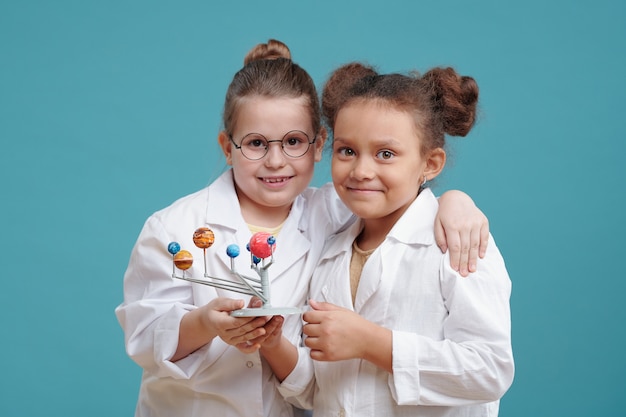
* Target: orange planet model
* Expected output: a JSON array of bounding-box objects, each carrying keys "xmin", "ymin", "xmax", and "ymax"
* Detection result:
[
  {"xmin": 173, "ymin": 250, "xmax": 193, "ymax": 270},
  {"xmin": 193, "ymin": 227, "xmax": 215, "ymax": 249}
]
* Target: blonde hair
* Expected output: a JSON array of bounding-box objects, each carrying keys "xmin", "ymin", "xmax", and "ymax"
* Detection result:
[{"xmin": 222, "ymin": 39, "xmax": 321, "ymax": 136}]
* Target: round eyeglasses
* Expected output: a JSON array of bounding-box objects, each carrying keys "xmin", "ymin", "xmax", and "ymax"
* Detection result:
[{"xmin": 229, "ymin": 130, "xmax": 317, "ymax": 160}]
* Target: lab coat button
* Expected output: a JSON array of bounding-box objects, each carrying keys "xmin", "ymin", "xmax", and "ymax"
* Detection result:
[
  {"xmin": 339, "ymin": 408, "xmax": 346, "ymax": 417},
  {"xmin": 246, "ymin": 361, "xmax": 254, "ymax": 368}
]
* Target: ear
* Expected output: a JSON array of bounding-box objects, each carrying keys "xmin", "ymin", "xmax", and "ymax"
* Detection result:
[
  {"xmin": 313, "ymin": 126, "xmax": 327, "ymax": 162},
  {"xmin": 423, "ymin": 147, "xmax": 446, "ymax": 182},
  {"xmin": 217, "ymin": 131, "xmax": 233, "ymax": 165}
]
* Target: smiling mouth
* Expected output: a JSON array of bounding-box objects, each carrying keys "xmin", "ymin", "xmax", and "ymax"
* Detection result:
[
  {"xmin": 347, "ymin": 186, "xmax": 380, "ymax": 192},
  {"xmin": 261, "ymin": 176, "xmax": 293, "ymax": 184}
]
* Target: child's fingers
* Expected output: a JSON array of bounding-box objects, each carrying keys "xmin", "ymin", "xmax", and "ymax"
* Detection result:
[
  {"xmin": 433, "ymin": 217, "xmax": 448, "ymax": 254},
  {"xmin": 445, "ymin": 232, "xmax": 462, "ymax": 273},
  {"xmin": 479, "ymin": 222, "xmax": 490, "ymax": 258}
]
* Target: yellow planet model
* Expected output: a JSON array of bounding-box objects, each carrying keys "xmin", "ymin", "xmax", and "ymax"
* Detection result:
[{"xmin": 173, "ymin": 250, "xmax": 193, "ymax": 270}]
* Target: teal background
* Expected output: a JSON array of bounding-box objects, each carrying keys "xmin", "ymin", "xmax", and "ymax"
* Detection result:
[{"xmin": 1, "ymin": 0, "xmax": 624, "ymax": 415}]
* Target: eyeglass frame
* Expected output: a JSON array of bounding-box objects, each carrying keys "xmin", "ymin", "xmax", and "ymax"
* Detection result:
[{"xmin": 228, "ymin": 130, "xmax": 318, "ymax": 160}]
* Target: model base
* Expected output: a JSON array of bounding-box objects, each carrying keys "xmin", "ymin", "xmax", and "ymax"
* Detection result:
[{"xmin": 230, "ymin": 306, "xmax": 302, "ymax": 317}]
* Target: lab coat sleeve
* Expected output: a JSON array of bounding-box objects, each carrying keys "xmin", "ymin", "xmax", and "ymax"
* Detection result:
[
  {"xmin": 317, "ymin": 183, "xmax": 355, "ymax": 234},
  {"xmin": 276, "ymin": 344, "xmax": 316, "ymax": 410},
  {"xmin": 389, "ymin": 236, "xmax": 515, "ymax": 406},
  {"xmin": 115, "ymin": 214, "xmax": 207, "ymax": 379}
]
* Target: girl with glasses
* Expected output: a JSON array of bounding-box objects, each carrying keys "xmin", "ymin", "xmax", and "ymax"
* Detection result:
[{"xmin": 115, "ymin": 40, "xmax": 491, "ymax": 417}]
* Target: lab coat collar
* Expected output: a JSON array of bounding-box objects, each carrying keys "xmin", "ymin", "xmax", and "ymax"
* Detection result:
[
  {"xmin": 320, "ymin": 188, "xmax": 438, "ymax": 261},
  {"xmin": 203, "ymin": 170, "xmax": 244, "ymax": 232},
  {"xmin": 386, "ymin": 188, "xmax": 438, "ymax": 246}
]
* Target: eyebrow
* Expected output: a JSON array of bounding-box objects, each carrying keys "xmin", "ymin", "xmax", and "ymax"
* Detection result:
[{"xmin": 334, "ymin": 137, "xmax": 402, "ymax": 147}]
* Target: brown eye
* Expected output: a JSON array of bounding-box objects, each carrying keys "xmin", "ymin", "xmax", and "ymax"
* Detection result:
[
  {"xmin": 337, "ymin": 147, "xmax": 355, "ymax": 157},
  {"xmin": 248, "ymin": 139, "xmax": 267, "ymax": 148},
  {"xmin": 377, "ymin": 150, "xmax": 394, "ymax": 160}
]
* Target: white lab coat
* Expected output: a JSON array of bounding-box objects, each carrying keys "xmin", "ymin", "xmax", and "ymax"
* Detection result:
[
  {"xmin": 286, "ymin": 189, "xmax": 514, "ymax": 417},
  {"xmin": 115, "ymin": 170, "xmax": 352, "ymax": 417}
]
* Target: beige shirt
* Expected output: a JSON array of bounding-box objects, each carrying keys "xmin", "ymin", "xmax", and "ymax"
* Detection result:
[{"xmin": 349, "ymin": 240, "xmax": 376, "ymax": 305}]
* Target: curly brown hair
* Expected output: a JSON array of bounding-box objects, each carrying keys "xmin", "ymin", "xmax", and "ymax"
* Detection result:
[{"xmin": 322, "ymin": 62, "xmax": 479, "ymax": 154}]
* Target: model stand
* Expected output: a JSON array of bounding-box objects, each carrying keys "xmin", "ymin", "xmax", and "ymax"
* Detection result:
[{"xmin": 167, "ymin": 227, "xmax": 301, "ymax": 317}]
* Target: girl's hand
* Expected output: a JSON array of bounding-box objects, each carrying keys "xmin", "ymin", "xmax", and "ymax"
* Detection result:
[
  {"xmin": 173, "ymin": 297, "xmax": 270, "ymax": 361},
  {"xmin": 235, "ymin": 297, "xmax": 285, "ymax": 353},
  {"xmin": 303, "ymin": 300, "xmax": 377, "ymax": 362},
  {"xmin": 240, "ymin": 315, "xmax": 285, "ymax": 351},
  {"xmin": 435, "ymin": 190, "xmax": 489, "ymax": 276},
  {"xmin": 201, "ymin": 298, "xmax": 270, "ymax": 351}
]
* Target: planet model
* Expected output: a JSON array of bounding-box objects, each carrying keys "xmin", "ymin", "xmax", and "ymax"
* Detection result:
[
  {"xmin": 226, "ymin": 244, "xmax": 240, "ymax": 258},
  {"xmin": 173, "ymin": 250, "xmax": 193, "ymax": 270},
  {"xmin": 248, "ymin": 232, "xmax": 276, "ymax": 259},
  {"xmin": 193, "ymin": 227, "xmax": 215, "ymax": 249},
  {"xmin": 167, "ymin": 241, "xmax": 181, "ymax": 255}
]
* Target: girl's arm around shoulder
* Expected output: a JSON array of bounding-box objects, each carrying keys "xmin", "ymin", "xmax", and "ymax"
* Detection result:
[{"xmin": 435, "ymin": 190, "xmax": 490, "ymax": 277}]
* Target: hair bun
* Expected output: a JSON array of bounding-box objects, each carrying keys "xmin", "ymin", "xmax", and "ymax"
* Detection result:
[
  {"xmin": 422, "ymin": 67, "xmax": 479, "ymax": 137},
  {"xmin": 244, "ymin": 39, "xmax": 292, "ymax": 65}
]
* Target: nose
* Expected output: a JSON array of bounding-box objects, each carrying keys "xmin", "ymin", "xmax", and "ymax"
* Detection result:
[
  {"xmin": 264, "ymin": 141, "xmax": 287, "ymax": 168},
  {"xmin": 350, "ymin": 156, "xmax": 375, "ymax": 180}
]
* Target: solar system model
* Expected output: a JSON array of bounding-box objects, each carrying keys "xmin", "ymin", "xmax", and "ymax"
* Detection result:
[{"xmin": 167, "ymin": 227, "xmax": 301, "ymax": 317}]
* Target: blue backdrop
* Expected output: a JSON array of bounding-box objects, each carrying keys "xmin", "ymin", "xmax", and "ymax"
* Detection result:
[{"xmin": 1, "ymin": 1, "xmax": 624, "ymax": 415}]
